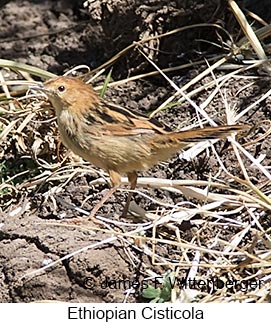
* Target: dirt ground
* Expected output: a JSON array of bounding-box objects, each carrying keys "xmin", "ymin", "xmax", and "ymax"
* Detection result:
[{"xmin": 0, "ymin": 0, "xmax": 271, "ymax": 302}]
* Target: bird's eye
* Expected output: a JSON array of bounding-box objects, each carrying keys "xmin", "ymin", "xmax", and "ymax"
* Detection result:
[{"xmin": 58, "ymin": 85, "xmax": 66, "ymax": 92}]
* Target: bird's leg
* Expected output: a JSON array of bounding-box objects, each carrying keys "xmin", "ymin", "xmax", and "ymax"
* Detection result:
[
  {"xmin": 88, "ymin": 170, "xmax": 121, "ymax": 219},
  {"xmin": 88, "ymin": 186, "xmax": 118, "ymax": 218},
  {"xmin": 122, "ymin": 171, "xmax": 138, "ymax": 217}
]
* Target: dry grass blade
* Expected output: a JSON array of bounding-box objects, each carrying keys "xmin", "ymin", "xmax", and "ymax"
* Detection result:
[
  {"xmin": 82, "ymin": 23, "xmax": 233, "ymax": 80},
  {"xmin": 137, "ymin": 46, "xmax": 219, "ymax": 125},
  {"xmin": 0, "ymin": 58, "xmax": 56, "ymax": 79},
  {"xmin": 229, "ymin": 0, "xmax": 267, "ymax": 60}
]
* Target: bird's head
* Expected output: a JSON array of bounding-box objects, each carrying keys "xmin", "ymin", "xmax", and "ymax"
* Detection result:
[{"xmin": 30, "ymin": 76, "xmax": 99, "ymax": 116}]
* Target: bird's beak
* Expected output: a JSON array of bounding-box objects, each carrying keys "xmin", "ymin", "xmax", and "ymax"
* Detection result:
[{"xmin": 29, "ymin": 84, "xmax": 50, "ymax": 94}]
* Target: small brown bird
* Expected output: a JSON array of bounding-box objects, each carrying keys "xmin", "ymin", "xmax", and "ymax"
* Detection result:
[{"xmin": 32, "ymin": 76, "xmax": 247, "ymax": 216}]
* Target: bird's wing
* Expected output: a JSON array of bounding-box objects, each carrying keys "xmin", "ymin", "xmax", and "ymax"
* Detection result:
[{"xmin": 82, "ymin": 100, "xmax": 172, "ymax": 137}]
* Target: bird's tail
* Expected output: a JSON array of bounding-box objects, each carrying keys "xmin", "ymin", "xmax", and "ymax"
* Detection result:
[
  {"xmin": 151, "ymin": 125, "xmax": 248, "ymax": 151},
  {"xmin": 172, "ymin": 124, "xmax": 248, "ymax": 142}
]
